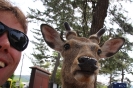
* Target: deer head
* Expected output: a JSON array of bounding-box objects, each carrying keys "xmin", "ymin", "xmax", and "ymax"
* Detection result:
[{"xmin": 40, "ymin": 22, "xmax": 125, "ymax": 88}]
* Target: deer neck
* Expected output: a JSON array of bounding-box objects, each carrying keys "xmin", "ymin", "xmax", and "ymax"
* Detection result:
[{"xmin": 62, "ymin": 80, "xmax": 94, "ymax": 88}]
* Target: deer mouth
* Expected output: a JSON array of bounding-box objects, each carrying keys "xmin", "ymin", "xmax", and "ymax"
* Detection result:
[
  {"xmin": 74, "ymin": 70, "xmax": 94, "ymax": 76},
  {"xmin": 72, "ymin": 56, "xmax": 98, "ymax": 76}
]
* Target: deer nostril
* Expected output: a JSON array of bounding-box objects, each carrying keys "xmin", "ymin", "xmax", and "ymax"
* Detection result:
[
  {"xmin": 89, "ymin": 59, "xmax": 97, "ymax": 65},
  {"xmin": 78, "ymin": 57, "xmax": 88, "ymax": 63}
]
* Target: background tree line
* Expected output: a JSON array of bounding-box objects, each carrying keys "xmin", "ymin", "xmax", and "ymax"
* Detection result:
[{"xmin": 27, "ymin": 0, "xmax": 133, "ymax": 87}]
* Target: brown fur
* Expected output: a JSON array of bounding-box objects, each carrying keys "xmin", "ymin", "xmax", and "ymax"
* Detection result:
[{"xmin": 41, "ymin": 23, "xmax": 125, "ymax": 88}]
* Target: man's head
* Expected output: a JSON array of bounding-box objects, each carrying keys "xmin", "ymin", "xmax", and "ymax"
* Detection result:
[{"xmin": 0, "ymin": 0, "xmax": 28, "ymax": 85}]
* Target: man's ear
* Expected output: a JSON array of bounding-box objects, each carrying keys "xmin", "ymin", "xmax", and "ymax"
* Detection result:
[
  {"xmin": 41, "ymin": 24, "xmax": 64, "ymax": 52},
  {"xmin": 99, "ymin": 38, "xmax": 125, "ymax": 58}
]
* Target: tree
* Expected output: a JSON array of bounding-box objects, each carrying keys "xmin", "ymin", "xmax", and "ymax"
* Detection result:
[
  {"xmin": 99, "ymin": 2, "xmax": 133, "ymax": 86},
  {"xmin": 27, "ymin": 0, "xmax": 133, "ymax": 87}
]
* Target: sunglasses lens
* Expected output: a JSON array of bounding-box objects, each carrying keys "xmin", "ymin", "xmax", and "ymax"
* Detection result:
[
  {"xmin": 0, "ymin": 23, "xmax": 5, "ymax": 34},
  {"xmin": 9, "ymin": 30, "xmax": 29, "ymax": 51}
]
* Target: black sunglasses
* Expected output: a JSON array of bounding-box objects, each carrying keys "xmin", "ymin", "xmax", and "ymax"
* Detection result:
[{"xmin": 0, "ymin": 22, "xmax": 29, "ymax": 51}]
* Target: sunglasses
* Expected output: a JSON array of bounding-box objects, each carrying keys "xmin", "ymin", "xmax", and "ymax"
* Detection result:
[{"xmin": 0, "ymin": 22, "xmax": 29, "ymax": 51}]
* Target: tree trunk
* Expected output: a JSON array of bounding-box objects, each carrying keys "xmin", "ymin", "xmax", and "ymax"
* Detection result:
[
  {"xmin": 109, "ymin": 73, "xmax": 113, "ymax": 84},
  {"xmin": 121, "ymin": 68, "xmax": 124, "ymax": 82},
  {"xmin": 50, "ymin": 53, "xmax": 60, "ymax": 85},
  {"xmin": 90, "ymin": 0, "xmax": 109, "ymax": 35}
]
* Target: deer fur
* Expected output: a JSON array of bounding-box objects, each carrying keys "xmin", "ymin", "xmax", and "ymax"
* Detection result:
[{"xmin": 40, "ymin": 22, "xmax": 125, "ymax": 88}]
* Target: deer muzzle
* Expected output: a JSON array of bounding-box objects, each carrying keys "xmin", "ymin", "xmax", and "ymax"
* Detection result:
[{"xmin": 78, "ymin": 57, "xmax": 98, "ymax": 73}]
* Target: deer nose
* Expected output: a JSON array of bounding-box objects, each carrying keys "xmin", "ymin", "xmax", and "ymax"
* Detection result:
[
  {"xmin": 78, "ymin": 57, "xmax": 98, "ymax": 72},
  {"xmin": 78, "ymin": 57, "xmax": 97, "ymax": 65}
]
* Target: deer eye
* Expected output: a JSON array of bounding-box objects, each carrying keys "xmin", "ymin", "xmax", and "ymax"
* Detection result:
[
  {"xmin": 97, "ymin": 49, "xmax": 102, "ymax": 55},
  {"xmin": 64, "ymin": 43, "xmax": 70, "ymax": 50}
]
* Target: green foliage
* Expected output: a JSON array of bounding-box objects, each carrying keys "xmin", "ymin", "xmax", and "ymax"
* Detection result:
[
  {"xmin": 99, "ymin": 2, "xmax": 133, "ymax": 84},
  {"xmin": 10, "ymin": 74, "xmax": 15, "ymax": 79},
  {"xmin": 97, "ymin": 82, "xmax": 107, "ymax": 88},
  {"xmin": 29, "ymin": 27, "xmax": 56, "ymax": 70},
  {"xmin": 55, "ymin": 68, "xmax": 62, "ymax": 85},
  {"xmin": 11, "ymin": 80, "xmax": 24, "ymax": 88},
  {"xmin": 27, "ymin": 0, "xmax": 94, "ymax": 37},
  {"xmin": 11, "ymin": 80, "xmax": 16, "ymax": 88}
]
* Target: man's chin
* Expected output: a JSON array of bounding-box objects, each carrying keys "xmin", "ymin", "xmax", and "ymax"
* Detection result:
[{"xmin": 0, "ymin": 67, "xmax": 14, "ymax": 86}]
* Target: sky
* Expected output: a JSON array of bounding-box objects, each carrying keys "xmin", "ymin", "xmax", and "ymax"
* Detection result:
[{"xmin": 10, "ymin": 0, "xmax": 133, "ymax": 85}]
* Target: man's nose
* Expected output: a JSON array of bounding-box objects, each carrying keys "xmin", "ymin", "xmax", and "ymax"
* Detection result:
[{"xmin": 0, "ymin": 33, "xmax": 10, "ymax": 52}]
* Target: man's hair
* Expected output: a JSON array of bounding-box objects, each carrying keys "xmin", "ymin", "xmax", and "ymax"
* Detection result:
[{"xmin": 0, "ymin": 0, "xmax": 27, "ymax": 33}]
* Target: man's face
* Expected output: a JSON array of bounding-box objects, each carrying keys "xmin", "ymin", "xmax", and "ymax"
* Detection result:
[{"xmin": 0, "ymin": 11, "xmax": 24, "ymax": 85}]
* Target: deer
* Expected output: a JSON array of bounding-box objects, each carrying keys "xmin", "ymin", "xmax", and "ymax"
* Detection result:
[{"xmin": 40, "ymin": 22, "xmax": 125, "ymax": 88}]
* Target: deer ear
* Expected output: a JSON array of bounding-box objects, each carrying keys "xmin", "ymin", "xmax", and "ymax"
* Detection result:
[
  {"xmin": 99, "ymin": 38, "xmax": 125, "ymax": 58},
  {"xmin": 41, "ymin": 24, "xmax": 64, "ymax": 51}
]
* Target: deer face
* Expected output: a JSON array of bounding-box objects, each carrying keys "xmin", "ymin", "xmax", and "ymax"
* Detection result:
[
  {"xmin": 41, "ymin": 22, "xmax": 125, "ymax": 84},
  {"xmin": 62, "ymin": 37, "xmax": 100, "ymax": 83}
]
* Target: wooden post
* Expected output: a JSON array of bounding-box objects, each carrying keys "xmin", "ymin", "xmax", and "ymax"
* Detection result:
[{"xmin": 29, "ymin": 66, "xmax": 51, "ymax": 88}]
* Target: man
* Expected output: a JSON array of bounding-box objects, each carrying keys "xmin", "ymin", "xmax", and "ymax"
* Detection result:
[{"xmin": 0, "ymin": 0, "xmax": 29, "ymax": 85}]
